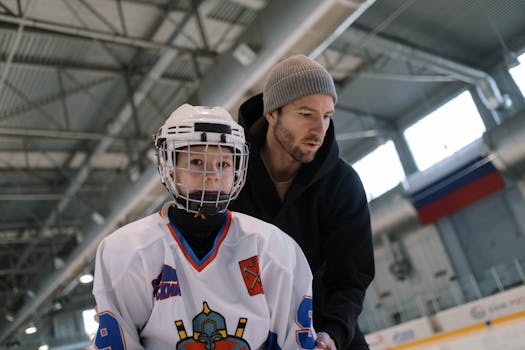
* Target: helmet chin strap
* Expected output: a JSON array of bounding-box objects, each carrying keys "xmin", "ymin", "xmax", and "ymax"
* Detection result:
[{"xmin": 174, "ymin": 192, "xmax": 230, "ymax": 216}]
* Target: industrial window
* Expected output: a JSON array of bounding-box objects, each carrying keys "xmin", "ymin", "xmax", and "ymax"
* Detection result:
[
  {"xmin": 403, "ymin": 91, "xmax": 485, "ymax": 171},
  {"xmin": 509, "ymin": 52, "xmax": 525, "ymax": 96},
  {"xmin": 352, "ymin": 140, "xmax": 405, "ymax": 202}
]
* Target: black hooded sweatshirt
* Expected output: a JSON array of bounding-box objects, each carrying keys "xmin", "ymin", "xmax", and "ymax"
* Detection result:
[{"xmin": 230, "ymin": 94, "xmax": 375, "ymax": 349}]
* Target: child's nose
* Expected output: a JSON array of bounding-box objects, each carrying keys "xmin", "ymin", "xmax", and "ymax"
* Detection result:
[{"xmin": 204, "ymin": 163, "xmax": 220, "ymax": 177}]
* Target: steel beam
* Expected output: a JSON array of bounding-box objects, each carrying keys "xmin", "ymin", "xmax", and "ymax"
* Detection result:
[
  {"xmin": 0, "ymin": 0, "xmax": 33, "ymax": 97},
  {"xmin": 346, "ymin": 27, "xmax": 509, "ymax": 111},
  {"xmin": 0, "ymin": 127, "xmax": 145, "ymax": 141},
  {"xmin": 0, "ymin": 13, "xmax": 179, "ymax": 52},
  {"xmin": 0, "ymin": 76, "xmax": 113, "ymax": 123}
]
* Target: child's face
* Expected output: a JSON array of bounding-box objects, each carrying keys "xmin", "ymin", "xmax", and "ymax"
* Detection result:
[{"xmin": 175, "ymin": 145, "xmax": 234, "ymax": 196}]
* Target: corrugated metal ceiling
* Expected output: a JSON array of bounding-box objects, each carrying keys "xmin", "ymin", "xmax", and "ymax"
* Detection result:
[{"xmin": 0, "ymin": 0, "xmax": 524, "ymax": 347}]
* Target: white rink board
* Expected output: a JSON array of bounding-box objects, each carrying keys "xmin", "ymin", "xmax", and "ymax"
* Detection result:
[
  {"xmin": 435, "ymin": 284, "xmax": 525, "ymax": 332},
  {"xmin": 366, "ymin": 317, "xmax": 434, "ymax": 350}
]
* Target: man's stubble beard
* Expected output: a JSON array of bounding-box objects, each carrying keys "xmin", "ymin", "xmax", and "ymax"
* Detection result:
[{"xmin": 273, "ymin": 119, "xmax": 317, "ymax": 164}]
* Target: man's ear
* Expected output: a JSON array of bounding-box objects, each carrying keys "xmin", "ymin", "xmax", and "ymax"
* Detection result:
[{"xmin": 265, "ymin": 111, "xmax": 277, "ymax": 125}]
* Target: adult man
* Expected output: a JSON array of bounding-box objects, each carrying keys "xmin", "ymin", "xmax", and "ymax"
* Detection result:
[{"xmin": 230, "ymin": 55, "xmax": 375, "ymax": 350}]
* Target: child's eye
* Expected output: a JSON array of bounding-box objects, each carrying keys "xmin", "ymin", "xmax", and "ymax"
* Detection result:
[
  {"xmin": 219, "ymin": 161, "xmax": 231, "ymax": 168},
  {"xmin": 190, "ymin": 159, "xmax": 203, "ymax": 166}
]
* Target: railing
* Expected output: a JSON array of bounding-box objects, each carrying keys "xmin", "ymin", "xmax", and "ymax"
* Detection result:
[{"xmin": 360, "ymin": 257, "xmax": 525, "ymax": 333}]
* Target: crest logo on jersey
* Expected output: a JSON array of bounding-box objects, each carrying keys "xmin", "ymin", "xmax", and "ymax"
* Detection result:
[
  {"xmin": 175, "ymin": 301, "xmax": 250, "ymax": 350},
  {"xmin": 239, "ymin": 256, "xmax": 263, "ymax": 296},
  {"xmin": 151, "ymin": 264, "xmax": 181, "ymax": 301}
]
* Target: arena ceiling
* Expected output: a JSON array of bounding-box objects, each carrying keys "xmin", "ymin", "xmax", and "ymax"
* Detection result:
[{"xmin": 0, "ymin": 0, "xmax": 524, "ymax": 347}]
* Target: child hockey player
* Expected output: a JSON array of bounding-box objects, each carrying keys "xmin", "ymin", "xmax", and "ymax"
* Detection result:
[{"xmin": 92, "ymin": 104, "xmax": 318, "ymax": 350}]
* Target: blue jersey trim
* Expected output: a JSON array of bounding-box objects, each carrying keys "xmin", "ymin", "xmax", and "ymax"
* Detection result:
[{"xmin": 267, "ymin": 331, "xmax": 281, "ymax": 350}]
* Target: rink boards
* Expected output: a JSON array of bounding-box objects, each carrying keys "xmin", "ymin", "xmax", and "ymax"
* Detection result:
[{"xmin": 366, "ymin": 284, "xmax": 525, "ymax": 350}]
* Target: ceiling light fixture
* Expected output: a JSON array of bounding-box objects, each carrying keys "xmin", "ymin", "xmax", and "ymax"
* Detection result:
[
  {"xmin": 24, "ymin": 322, "xmax": 37, "ymax": 334},
  {"xmin": 79, "ymin": 272, "xmax": 94, "ymax": 284},
  {"xmin": 233, "ymin": 43, "xmax": 258, "ymax": 66}
]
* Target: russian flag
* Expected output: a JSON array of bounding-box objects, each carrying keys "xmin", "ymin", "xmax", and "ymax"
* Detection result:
[{"xmin": 409, "ymin": 156, "xmax": 505, "ymax": 225}]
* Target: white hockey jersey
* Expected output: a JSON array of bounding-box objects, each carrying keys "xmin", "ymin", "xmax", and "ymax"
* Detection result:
[{"xmin": 92, "ymin": 203, "xmax": 315, "ymax": 350}]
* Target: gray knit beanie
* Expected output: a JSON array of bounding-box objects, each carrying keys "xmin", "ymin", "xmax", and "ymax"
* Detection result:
[{"xmin": 263, "ymin": 55, "xmax": 337, "ymax": 115}]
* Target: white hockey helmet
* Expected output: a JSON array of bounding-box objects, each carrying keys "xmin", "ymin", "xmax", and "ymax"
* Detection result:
[{"xmin": 154, "ymin": 104, "xmax": 249, "ymax": 215}]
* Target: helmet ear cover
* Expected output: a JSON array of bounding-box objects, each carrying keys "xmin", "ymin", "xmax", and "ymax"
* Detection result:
[{"xmin": 154, "ymin": 104, "xmax": 249, "ymax": 215}]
